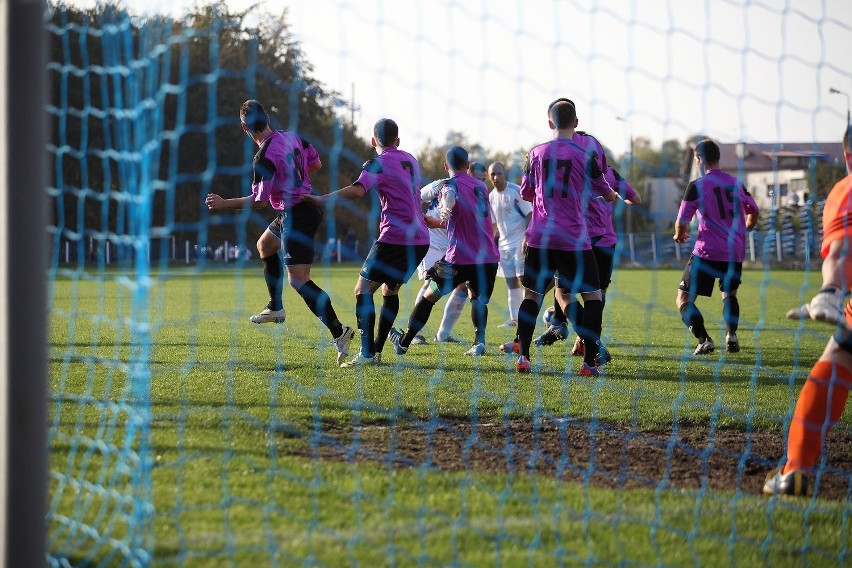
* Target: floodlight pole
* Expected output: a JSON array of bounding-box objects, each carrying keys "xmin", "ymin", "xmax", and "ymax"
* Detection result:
[
  {"xmin": 2, "ymin": 0, "xmax": 48, "ymax": 567},
  {"xmin": 829, "ymin": 87, "xmax": 851, "ymax": 126}
]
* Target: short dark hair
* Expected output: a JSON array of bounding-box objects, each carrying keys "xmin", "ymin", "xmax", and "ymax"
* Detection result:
[
  {"xmin": 469, "ymin": 161, "xmax": 486, "ymax": 175},
  {"xmin": 240, "ymin": 100, "xmax": 268, "ymax": 132},
  {"xmin": 695, "ymin": 139, "xmax": 721, "ymax": 164},
  {"xmin": 548, "ymin": 100, "xmax": 577, "ymax": 129},
  {"xmin": 844, "ymin": 125, "xmax": 852, "ymax": 153},
  {"xmin": 373, "ymin": 118, "xmax": 399, "ymax": 147},
  {"xmin": 445, "ymin": 146, "xmax": 469, "ymax": 171},
  {"xmin": 548, "ymin": 97, "xmax": 575, "ymax": 113}
]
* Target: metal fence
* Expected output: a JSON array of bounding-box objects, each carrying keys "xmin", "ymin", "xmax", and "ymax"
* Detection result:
[{"xmin": 52, "ymin": 231, "xmax": 819, "ymax": 269}]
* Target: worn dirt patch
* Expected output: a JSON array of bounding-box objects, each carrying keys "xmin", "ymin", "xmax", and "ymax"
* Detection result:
[{"xmin": 298, "ymin": 418, "xmax": 852, "ymax": 499}]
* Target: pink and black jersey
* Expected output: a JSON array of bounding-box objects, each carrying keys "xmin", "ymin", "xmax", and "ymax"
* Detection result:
[
  {"xmin": 251, "ymin": 130, "xmax": 320, "ymax": 210},
  {"xmin": 587, "ymin": 167, "xmax": 638, "ymax": 247},
  {"xmin": 677, "ymin": 169, "xmax": 759, "ymax": 262},
  {"xmin": 441, "ymin": 172, "xmax": 499, "ymax": 265},
  {"xmin": 355, "ymin": 147, "xmax": 430, "ymax": 246},
  {"xmin": 521, "ymin": 137, "xmax": 613, "ymax": 251}
]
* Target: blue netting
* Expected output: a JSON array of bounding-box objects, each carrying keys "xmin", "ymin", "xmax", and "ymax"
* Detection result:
[{"xmin": 45, "ymin": 1, "xmax": 852, "ymax": 566}]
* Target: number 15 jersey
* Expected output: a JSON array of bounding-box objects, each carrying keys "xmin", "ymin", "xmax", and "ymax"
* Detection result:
[{"xmin": 677, "ymin": 169, "xmax": 759, "ymax": 262}]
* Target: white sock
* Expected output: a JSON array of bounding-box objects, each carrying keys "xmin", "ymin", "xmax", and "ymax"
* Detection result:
[
  {"xmin": 508, "ymin": 287, "xmax": 523, "ymax": 322},
  {"xmin": 437, "ymin": 289, "xmax": 467, "ymax": 339},
  {"xmin": 414, "ymin": 282, "xmax": 428, "ymax": 305}
]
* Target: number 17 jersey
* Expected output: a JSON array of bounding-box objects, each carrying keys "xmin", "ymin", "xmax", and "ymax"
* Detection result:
[
  {"xmin": 677, "ymin": 169, "xmax": 759, "ymax": 262},
  {"xmin": 521, "ymin": 137, "xmax": 614, "ymax": 251}
]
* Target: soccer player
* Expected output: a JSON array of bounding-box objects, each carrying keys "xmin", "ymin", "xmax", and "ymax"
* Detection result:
[
  {"xmin": 514, "ymin": 99, "xmax": 619, "ymax": 375},
  {"xmin": 673, "ymin": 138, "xmax": 759, "ymax": 355},
  {"xmin": 205, "ymin": 100, "xmax": 354, "ymax": 365},
  {"xmin": 764, "ymin": 125, "xmax": 852, "ymax": 497},
  {"xmin": 410, "ymin": 161, "xmax": 489, "ymax": 344},
  {"xmin": 308, "ymin": 118, "xmax": 429, "ymax": 367},
  {"xmin": 536, "ymin": 163, "xmax": 641, "ymax": 359},
  {"xmin": 389, "ymin": 146, "xmax": 499, "ymax": 356},
  {"xmin": 488, "ymin": 161, "xmax": 533, "ymax": 328}
]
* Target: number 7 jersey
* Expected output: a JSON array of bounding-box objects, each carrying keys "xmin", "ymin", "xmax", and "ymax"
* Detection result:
[
  {"xmin": 677, "ymin": 169, "xmax": 759, "ymax": 262},
  {"xmin": 355, "ymin": 146, "xmax": 430, "ymax": 246}
]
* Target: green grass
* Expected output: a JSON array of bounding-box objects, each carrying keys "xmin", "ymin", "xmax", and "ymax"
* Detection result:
[{"xmin": 47, "ymin": 265, "xmax": 851, "ymax": 566}]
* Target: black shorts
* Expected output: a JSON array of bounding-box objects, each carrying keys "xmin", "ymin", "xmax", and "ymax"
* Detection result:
[
  {"xmin": 522, "ymin": 246, "xmax": 601, "ymax": 295},
  {"xmin": 678, "ymin": 255, "xmax": 742, "ymax": 297},
  {"xmin": 590, "ymin": 236, "xmax": 616, "ymax": 290},
  {"xmin": 361, "ymin": 242, "xmax": 429, "ymax": 289},
  {"xmin": 427, "ymin": 259, "xmax": 498, "ymax": 303},
  {"xmin": 268, "ymin": 201, "xmax": 322, "ymax": 265}
]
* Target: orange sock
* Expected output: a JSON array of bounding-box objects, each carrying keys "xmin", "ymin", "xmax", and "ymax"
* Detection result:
[{"xmin": 784, "ymin": 360, "xmax": 852, "ymax": 473}]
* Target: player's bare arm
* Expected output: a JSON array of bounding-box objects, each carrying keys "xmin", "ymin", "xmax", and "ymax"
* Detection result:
[
  {"xmin": 673, "ymin": 222, "xmax": 689, "ymax": 243},
  {"xmin": 325, "ymin": 182, "xmax": 368, "ymax": 203},
  {"xmin": 424, "ymin": 216, "xmax": 445, "ymax": 230},
  {"xmin": 205, "ymin": 193, "xmax": 263, "ymax": 211},
  {"xmin": 745, "ymin": 212, "xmax": 758, "ymax": 231}
]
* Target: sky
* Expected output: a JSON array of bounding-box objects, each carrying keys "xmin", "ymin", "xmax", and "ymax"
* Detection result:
[{"xmin": 65, "ymin": 0, "xmax": 852, "ymax": 158}]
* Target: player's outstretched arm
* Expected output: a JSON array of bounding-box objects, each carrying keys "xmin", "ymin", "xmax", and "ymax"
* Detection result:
[
  {"xmin": 324, "ymin": 183, "xmax": 368, "ymax": 204},
  {"xmin": 205, "ymin": 193, "xmax": 258, "ymax": 212}
]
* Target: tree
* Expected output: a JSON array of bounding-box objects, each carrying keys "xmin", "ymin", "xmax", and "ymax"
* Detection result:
[{"xmin": 47, "ymin": 1, "xmax": 374, "ymax": 256}]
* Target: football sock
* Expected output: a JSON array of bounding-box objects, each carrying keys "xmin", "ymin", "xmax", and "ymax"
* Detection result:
[
  {"xmin": 374, "ymin": 294, "xmax": 400, "ymax": 353},
  {"xmin": 355, "ymin": 293, "xmax": 376, "ymax": 358},
  {"xmin": 580, "ymin": 299, "xmax": 602, "ymax": 367},
  {"xmin": 564, "ymin": 300, "xmax": 584, "ymax": 334},
  {"xmin": 517, "ymin": 298, "xmax": 540, "ymax": 358},
  {"xmin": 296, "ymin": 280, "xmax": 343, "ymax": 338},
  {"xmin": 679, "ymin": 302, "xmax": 708, "ymax": 341},
  {"xmin": 508, "ymin": 287, "xmax": 523, "ymax": 322},
  {"xmin": 414, "ymin": 282, "xmax": 429, "ymax": 305},
  {"xmin": 551, "ymin": 296, "xmax": 567, "ymax": 326},
  {"xmin": 723, "ymin": 295, "xmax": 740, "ymax": 334},
  {"xmin": 401, "ymin": 297, "xmax": 436, "ymax": 347},
  {"xmin": 470, "ymin": 298, "xmax": 487, "ymax": 345},
  {"xmin": 784, "ymin": 360, "xmax": 852, "ymax": 473},
  {"xmin": 437, "ymin": 288, "xmax": 467, "ymax": 339},
  {"xmin": 261, "ymin": 253, "xmax": 284, "ymax": 311}
]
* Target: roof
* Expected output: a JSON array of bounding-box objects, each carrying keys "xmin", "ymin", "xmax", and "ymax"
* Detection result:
[{"xmin": 689, "ymin": 142, "xmax": 845, "ymax": 173}]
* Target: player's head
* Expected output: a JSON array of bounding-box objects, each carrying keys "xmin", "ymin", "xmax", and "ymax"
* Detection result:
[
  {"xmin": 844, "ymin": 124, "xmax": 852, "ymax": 173},
  {"xmin": 445, "ymin": 146, "xmax": 469, "ymax": 174},
  {"xmin": 373, "ymin": 118, "xmax": 399, "ymax": 149},
  {"xmin": 694, "ymin": 139, "xmax": 721, "ymax": 169},
  {"xmin": 548, "ymin": 99, "xmax": 578, "ymax": 131},
  {"xmin": 548, "ymin": 97, "xmax": 575, "ymax": 113},
  {"xmin": 240, "ymin": 100, "xmax": 269, "ymax": 133},
  {"xmin": 468, "ymin": 161, "xmax": 487, "ymax": 182},
  {"xmin": 487, "ymin": 161, "xmax": 507, "ymax": 190}
]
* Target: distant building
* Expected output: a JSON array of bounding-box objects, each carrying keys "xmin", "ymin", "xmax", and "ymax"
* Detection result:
[
  {"xmin": 684, "ymin": 141, "xmax": 845, "ymax": 210},
  {"xmin": 644, "ymin": 177, "xmax": 686, "ymax": 230}
]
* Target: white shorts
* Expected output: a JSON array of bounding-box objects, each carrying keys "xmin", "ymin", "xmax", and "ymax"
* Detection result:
[
  {"xmin": 417, "ymin": 244, "xmax": 447, "ymax": 280},
  {"xmin": 497, "ymin": 246, "xmax": 525, "ymax": 278}
]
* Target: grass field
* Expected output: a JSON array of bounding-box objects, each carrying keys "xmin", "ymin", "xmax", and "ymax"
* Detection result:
[{"xmin": 47, "ymin": 265, "xmax": 852, "ymax": 566}]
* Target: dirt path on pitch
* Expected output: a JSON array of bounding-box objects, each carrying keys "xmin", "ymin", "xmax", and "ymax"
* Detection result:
[{"xmin": 306, "ymin": 419, "xmax": 852, "ymax": 500}]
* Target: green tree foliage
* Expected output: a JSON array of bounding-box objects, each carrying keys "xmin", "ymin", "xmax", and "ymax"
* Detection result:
[{"xmin": 47, "ymin": 1, "xmax": 373, "ymax": 253}]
